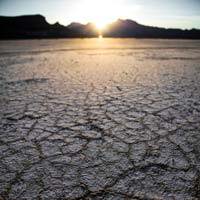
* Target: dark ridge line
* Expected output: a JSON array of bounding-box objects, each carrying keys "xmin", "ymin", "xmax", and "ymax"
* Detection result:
[{"xmin": 0, "ymin": 15, "xmax": 200, "ymax": 39}]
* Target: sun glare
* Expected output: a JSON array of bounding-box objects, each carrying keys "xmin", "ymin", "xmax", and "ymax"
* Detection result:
[
  {"xmin": 74, "ymin": 0, "xmax": 124, "ymax": 30},
  {"xmin": 95, "ymin": 20, "xmax": 109, "ymax": 31}
]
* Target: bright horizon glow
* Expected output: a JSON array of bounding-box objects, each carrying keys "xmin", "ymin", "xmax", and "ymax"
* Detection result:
[
  {"xmin": 0, "ymin": 0, "xmax": 200, "ymax": 29},
  {"xmin": 74, "ymin": 0, "xmax": 124, "ymax": 30},
  {"xmin": 95, "ymin": 21, "xmax": 109, "ymax": 30}
]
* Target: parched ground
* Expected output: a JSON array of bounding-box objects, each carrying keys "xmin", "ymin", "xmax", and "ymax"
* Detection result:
[{"xmin": 0, "ymin": 39, "xmax": 200, "ymax": 200}]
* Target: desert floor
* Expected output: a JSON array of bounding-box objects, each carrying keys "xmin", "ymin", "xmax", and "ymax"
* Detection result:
[{"xmin": 0, "ymin": 39, "xmax": 200, "ymax": 200}]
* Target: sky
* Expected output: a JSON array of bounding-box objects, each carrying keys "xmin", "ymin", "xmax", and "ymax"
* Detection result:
[{"xmin": 0, "ymin": 0, "xmax": 200, "ymax": 29}]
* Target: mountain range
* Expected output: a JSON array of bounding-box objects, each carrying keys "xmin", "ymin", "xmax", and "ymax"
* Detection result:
[{"xmin": 0, "ymin": 14, "xmax": 200, "ymax": 39}]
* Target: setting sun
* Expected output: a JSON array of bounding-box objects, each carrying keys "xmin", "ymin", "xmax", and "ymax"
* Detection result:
[
  {"xmin": 74, "ymin": 0, "xmax": 124, "ymax": 30},
  {"xmin": 95, "ymin": 20, "xmax": 108, "ymax": 30}
]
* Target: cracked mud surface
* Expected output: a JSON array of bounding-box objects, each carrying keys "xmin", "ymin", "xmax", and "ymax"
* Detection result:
[{"xmin": 0, "ymin": 39, "xmax": 200, "ymax": 200}]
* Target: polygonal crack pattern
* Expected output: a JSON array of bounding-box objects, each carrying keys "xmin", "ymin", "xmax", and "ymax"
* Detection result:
[{"xmin": 0, "ymin": 39, "xmax": 200, "ymax": 200}]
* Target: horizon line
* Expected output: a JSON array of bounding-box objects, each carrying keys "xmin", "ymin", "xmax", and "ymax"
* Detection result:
[{"xmin": 1, "ymin": 14, "xmax": 200, "ymax": 31}]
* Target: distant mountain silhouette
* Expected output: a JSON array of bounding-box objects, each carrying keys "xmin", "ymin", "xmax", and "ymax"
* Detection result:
[
  {"xmin": 104, "ymin": 19, "xmax": 200, "ymax": 39},
  {"xmin": 0, "ymin": 14, "xmax": 200, "ymax": 39},
  {"xmin": 68, "ymin": 22, "xmax": 98, "ymax": 37}
]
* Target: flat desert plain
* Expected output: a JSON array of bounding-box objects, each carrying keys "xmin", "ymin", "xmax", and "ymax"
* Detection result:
[{"xmin": 0, "ymin": 39, "xmax": 200, "ymax": 200}]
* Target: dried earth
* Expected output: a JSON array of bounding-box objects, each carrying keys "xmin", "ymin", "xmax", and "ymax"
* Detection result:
[{"xmin": 0, "ymin": 39, "xmax": 200, "ymax": 200}]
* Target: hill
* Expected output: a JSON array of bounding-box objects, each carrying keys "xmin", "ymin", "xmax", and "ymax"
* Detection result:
[{"xmin": 0, "ymin": 15, "xmax": 200, "ymax": 39}]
